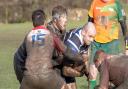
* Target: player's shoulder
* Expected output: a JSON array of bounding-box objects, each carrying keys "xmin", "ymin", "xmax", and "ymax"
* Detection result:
[
  {"xmin": 29, "ymin": 27, "xmax": 50, "ymax": 35},
  {"xmin": 26, "ymin": 27, "xmax": 51, "ymax": 42}
]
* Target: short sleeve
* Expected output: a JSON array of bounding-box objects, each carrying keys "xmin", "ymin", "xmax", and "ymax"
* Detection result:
[
  {"xmin": 88, "ymin": 0, "xmax": 96, "ymax": 17},
  {"xmin": 115, "ymin": 0, "xmax": 123, "ymax": 21}
]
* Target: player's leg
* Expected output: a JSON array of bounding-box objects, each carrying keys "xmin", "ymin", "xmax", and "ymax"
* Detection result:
[
  {"xmin": 66, "ymin": 83, "xmax": 77, "ymax": 89},
  {"xmin": 104, "ymin": 39, "xmax": 125, "ymax": 55},
  {"xmin": 14, "ymin": 57, "xmax": 24, "ymax": 83},
  {"xmin": 42, "ymin": 72, "xmax": 68, "ymax": 89},
  {"xmin": 64, "ymin": 76, "xmax": 77, "ymax": 89},
  {"xmin": 20, "ymin": 75, "xmax": 36, "ymax": 89}
]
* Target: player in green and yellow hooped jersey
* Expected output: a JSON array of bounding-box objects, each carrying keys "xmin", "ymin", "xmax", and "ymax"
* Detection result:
[{"xmin": 88, "ymin": 0, "xmax": 127, "ymax": 89}]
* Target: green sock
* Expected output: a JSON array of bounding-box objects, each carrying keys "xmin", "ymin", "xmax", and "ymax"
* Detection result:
[{"xmin": 89, "ymin": 80, "xmax": 96, "ymax": 89}]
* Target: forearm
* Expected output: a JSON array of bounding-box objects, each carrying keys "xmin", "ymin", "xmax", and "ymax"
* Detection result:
[
  {"xmin": 53, "ymin": 34, "xmax": 83, "ymax": 62},
  {"xmin": 63, "ymin": 47, "xmax": 83, "ymax": 62},
  {"xmin": 119, "ymin": 20, "xmax": 127, "ymax": 37},
  {"xmin": 63, "ymin": 66, "xmax": 82, "ymax": 77},
  {"xmin": 15, "ymin": 39, "xmax": 27, "ymax": 61}
]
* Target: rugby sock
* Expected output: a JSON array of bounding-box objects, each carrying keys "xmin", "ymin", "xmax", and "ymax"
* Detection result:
[{"xmin": 89, "ymin": 80, "xmax": 96, "ymax": 89}]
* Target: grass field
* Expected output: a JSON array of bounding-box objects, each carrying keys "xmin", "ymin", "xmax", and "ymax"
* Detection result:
[{"xmin": 0, "ymin": 19, "xmax": 90, "ymax": 89}]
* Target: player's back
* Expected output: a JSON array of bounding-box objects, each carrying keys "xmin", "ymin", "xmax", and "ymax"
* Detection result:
[
  {"xmin": 25, "ymin": 27, "xmax": 54, "ymax": 75},
  {"xmin": 108, "ymin": 55, "xmax": 128, "ymax": 86}
]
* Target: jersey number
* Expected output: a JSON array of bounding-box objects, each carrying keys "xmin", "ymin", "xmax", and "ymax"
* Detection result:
[{"xmin": 32, "ymin": 34, "xmax": 45, "ymax": 46}]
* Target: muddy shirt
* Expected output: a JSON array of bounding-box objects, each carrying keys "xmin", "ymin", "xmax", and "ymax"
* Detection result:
[
  {"xmin": 24, "ymin": 26, "xmax": 65, "ymax": 75},
  {"xmin": 24, "ymin": 26, "xmax": 53, "ymax": 75},
  {"xmin": 98, "ymin": 55, "xmax": 128, "ymax": 89},
  {"xmin": 14, "ymin": 22, "xmax": 65, "ymax": 73}
]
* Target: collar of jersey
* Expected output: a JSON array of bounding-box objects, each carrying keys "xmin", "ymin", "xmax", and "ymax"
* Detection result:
[{"xmin": 32, "ymin": 25, "xmax": 47, "ymax": 30}]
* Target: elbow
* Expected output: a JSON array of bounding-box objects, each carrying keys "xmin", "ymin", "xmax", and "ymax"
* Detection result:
[{"xmin": 88, "ymin": 15, "xmax": 94, "ymax": 23}]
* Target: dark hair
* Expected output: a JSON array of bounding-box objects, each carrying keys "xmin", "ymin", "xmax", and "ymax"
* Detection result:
[
  {"xmin": 32, "ymin": 9, "xmax": 46, "ymax": 27},
  {"xmin": 52, "ymin": 5, "xmax": 67, "ymax": 19}
]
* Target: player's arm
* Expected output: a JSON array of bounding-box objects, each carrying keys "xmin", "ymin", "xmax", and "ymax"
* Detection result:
[
  {"xmin": 14, "ymin": 37, "xmax": 27, "ymax": 63},
  {"xmin": 53, "ymin": 34, "xmax": 83, "ymax": 62},
  {"xmin": 116, "ymin": 0, "xmax": 127, "ymax": 38},
  {"xmin": 63, "ymin": 66, "xmax": 83, "ymax": 77},
  {"xmin": 98, "ymin": 60, "xmax": 109, "ymax": 89},
  {"xmin": 88, "ymin": 0, "xmax": 95, "ymax": 23},
  {"xmin": 88, "ymin": 15, "xmax": 94, "ymax": 23}
]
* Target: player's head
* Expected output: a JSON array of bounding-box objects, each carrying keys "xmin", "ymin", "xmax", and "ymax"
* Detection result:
[
  {"xmin": 32, "ymin": 9, "xmax": 46, "ymax": 27},
  {"xmin": 94, "ymin": 50, "xmax": 106, "ymax": 67},
  {"xmin": 52, "ymin": 5, "xmax": 67, "ymax": 31},
  {"xmin": 82, "ymin": 22, "xmax": 96, "ymax": 45}
]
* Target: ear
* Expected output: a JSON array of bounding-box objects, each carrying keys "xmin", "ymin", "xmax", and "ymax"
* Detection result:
[
  {"xmin": 52, "ymin": 18, "xmax": 57, "ymax": 22},
  {"xmin": 81, "ymin": 29, "xmax": 86, "ymax": 36},
  {"xmin": 44, "ymin": 22, "xmax": 47, "ymax": 27},
  {"xmin": 100, "ymin": 53, "xmax": 105, "ymax": 61},
  {"xmin": 95, "ymin": 59, "xmax": 101, "ymax": 68},
  {"xmin": 54, "ymin": 19, "xmax": 57, "ymax": 22}
]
